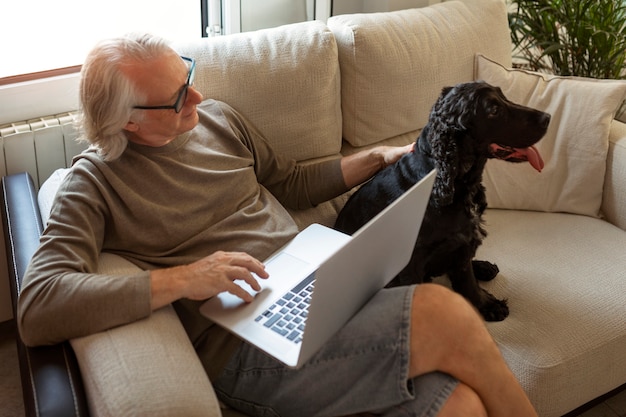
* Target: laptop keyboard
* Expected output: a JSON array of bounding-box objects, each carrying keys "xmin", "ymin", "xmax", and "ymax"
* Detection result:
[{"xmin": 255, "ymin": 273, "xmax": 315, "ymax": 344}]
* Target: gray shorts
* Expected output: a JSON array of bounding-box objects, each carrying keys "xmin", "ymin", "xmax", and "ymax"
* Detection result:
[{"xmin": 213, "ymin": 285, "xmax": 458, "ymax": 417}]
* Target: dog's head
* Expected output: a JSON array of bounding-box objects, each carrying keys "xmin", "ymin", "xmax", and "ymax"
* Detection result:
[
  {"xmin": 424, "ymin": 81, "xmax": 550, "ymax": 206},
  {"xmin": 472, "ymin": 82, "xmax": 550, "ymax": 170}
]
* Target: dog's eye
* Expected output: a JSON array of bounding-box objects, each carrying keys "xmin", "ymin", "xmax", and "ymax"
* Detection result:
[{"xmin": 487, "ymin": 104, "xmax": 501, "ymax": 117}]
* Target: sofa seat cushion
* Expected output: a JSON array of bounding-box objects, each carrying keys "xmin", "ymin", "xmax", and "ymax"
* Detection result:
[
  {"xmin": 173, "ymin": 20, "xmax": 341, "ymax": 162},
  {"xmin": 474, "ymin": 209, "xmax": 626, "ymax": 417},
  {"xmin": 328, "ymin": 0, "xmax": 512, "ymax": 147}
]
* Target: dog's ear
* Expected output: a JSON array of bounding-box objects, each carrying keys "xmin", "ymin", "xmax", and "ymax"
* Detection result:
[
  {"xmin": 430, "ymin": 132, "xmax": 458, "ymax": 207},
  {"xmin": 440, "ymin": 86, "xmax": 453, "ymax": 97},
  {"xmin": 442, "ymin": 85, "xmax": 480, "ymax": 130},
  {"xmin": 425, "ymin": 87, "xmax": 463, "ymax": 207}
]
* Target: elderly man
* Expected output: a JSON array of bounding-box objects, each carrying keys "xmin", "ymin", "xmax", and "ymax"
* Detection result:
[{"xmin": 18, "ymin": 33, "xmax": 537, "ymax": 416}]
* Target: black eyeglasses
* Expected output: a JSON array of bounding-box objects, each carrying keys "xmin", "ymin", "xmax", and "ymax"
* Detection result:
[{"xmin": 133, "ymin": 56, "xmax": 196, "ymax": 114}]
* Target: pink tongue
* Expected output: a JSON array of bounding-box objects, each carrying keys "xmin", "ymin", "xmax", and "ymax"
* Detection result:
[
  {"xmin": 491, "ymin": 144, "xmax": 545, "ymax": 172},
  {"xmin": 519, "ymin": 146, "xmax": 544, "ymax": 172}
]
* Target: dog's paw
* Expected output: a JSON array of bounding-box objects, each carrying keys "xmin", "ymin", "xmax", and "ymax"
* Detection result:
[
  {"xmin": 478, "ymin": 294, "xmax": 509, "ymax": 322},
  {"xmin": 472, "ymin": 260, "xmax": 499, "ymax": 282}
]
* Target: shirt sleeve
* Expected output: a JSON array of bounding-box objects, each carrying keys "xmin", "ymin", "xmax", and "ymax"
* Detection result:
[{"xmin": 17, "ymin": 164, "xmax": 152, "ymax": 346}]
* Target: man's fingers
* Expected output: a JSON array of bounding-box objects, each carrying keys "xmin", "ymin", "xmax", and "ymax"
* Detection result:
[
  {"xmin": 243, "ymin": 272, "xmax": 262, "ymax": 292},
  {"xmin": 226, "ymin": 252, "xmax": 268, "ymax": 279},
  {"xmin": 227, "ymin": 266, "xmax": 263, "ymax": 298},
  {"xmin": 190, "ymin": 251, "xmax": 269, "ymax": 302},
  {"xmin": 228, "ymin": 283, "xmax": 255, "ymax": 303}
]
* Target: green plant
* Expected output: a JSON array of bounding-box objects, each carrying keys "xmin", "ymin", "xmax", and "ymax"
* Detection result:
[{"xmin": 509, "ymin": 0, "xmax": 626, "ymax": 79}]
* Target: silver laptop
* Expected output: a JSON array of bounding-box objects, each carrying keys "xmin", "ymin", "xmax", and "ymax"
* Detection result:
[{"xmin": 200, "ymin": 169, "xmax": 436, "ymax": 368}]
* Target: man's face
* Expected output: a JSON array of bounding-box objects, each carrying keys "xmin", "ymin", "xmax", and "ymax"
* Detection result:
[{"xmin": 123, "ymin": 51, "xmax": 203, "ymax": 147}]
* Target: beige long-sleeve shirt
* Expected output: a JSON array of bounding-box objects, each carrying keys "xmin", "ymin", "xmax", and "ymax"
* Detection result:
[{"xmin": 18, "ymin": 100, "xmax": 347, "ymax": 355}]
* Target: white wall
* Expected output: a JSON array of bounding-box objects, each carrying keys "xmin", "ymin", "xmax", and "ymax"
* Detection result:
[{"xmin": 0, "ymin": 74, "xmax": 80, "ymax": 126}]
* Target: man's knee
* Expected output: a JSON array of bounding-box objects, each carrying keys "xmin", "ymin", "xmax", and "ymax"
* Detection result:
[
  {"xmin": 411, "ymin": 283, "xmax": 478, "ymax": 324},
  {"xmin": 408, "ymin": 284, "xmax": 495, "ymax": 376},
  {"xmin": 438, "ymin": 382, "xmax": 487, "ymax": 417}
]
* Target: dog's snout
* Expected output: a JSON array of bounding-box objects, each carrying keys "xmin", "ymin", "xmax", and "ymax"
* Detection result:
[{"xmin": 539, "ymin": 112, "xmax": 551, "ymax": 129}]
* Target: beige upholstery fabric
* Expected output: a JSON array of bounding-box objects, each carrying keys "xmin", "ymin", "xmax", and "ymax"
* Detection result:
[
  {"xmin": 288, "ymin": 195, "xmax": 349, "ymax": 230},
  {"xmin": 327, "ymin": 0, "xmax": 512, "ymax": 147},
  {"xmin": 476, "ymin": 209, "xmax": 626, "ymax": 417},
  {"xmin": 70, "ymin": 253, "xmax": 221, "ymax": 417},
  {"xmin": 603, "ymin": 122, "xmax": 626, "ymax": 230},
  {"xmin": 476, "ymin": 54, "xmax": 626, "ymax": 217},
  {"xmin": 38, "ymin": 167, "xmax": 69, "ymax": 224},
  {"xmin": 174, "ymin": 21, "xmax": 341, "ymax": 162}
]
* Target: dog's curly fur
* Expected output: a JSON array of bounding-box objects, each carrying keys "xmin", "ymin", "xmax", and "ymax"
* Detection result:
[{"xmin": 335, "ymin": 81, "xmax": 550, "ymax": 321}]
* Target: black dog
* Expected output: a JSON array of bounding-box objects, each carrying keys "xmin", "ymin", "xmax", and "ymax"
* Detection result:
[{"xmin": 335, "ymin": 81, "xmax": 550, "ymax": 321}]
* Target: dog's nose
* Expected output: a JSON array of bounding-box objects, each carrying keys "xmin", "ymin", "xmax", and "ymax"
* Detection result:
[{"xmin": 540, "ymin": 112, "xmax": 551, "ymax": 129}]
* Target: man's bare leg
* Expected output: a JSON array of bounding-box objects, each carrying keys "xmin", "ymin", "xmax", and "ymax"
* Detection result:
[
  {"xmin": 408, "ymin": 284, "xmax": 537, "ymax": 417},
  {"xmin": 439, "ymin": 382, "xmax": 487, "ymax": 417}
]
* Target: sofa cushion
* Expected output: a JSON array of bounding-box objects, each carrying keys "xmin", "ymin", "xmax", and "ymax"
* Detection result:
[
  {"xmin": 38, "ymin": 168, "xmax": 69, "ymax": 225},
  {"xmin": 173, "ymin": 20, "xmax": 341, "ymax": 162},
  {"xmin": 603, "ymin": 122, "xmax": 626, "ymax": 230},
  {"xmin": 328, "ymin": 0, "xmax": 512, "ymax": 147},
  {"xmin": 476, "ymin": 54, "xmax": 626, "ymax": 217},
  {"xmin": 476, "ymin": 209, "xmax": 626, "ymax": 417},
  {"xmin": 70, "ymin": 253, "xmax": 222, "ymax": 417}
]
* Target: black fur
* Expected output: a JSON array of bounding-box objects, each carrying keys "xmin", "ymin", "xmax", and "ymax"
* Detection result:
[{"xmin": 335, "ymin": 81, "xmax": 550, "ymax": 321}]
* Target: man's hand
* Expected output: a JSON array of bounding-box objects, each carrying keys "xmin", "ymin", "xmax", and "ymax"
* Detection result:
[
  {"xmin": 341, "ymin": 142, "xmax": 414, "ymax": 189},
  {"xmin": 150, "ymin": 251, "xmax": 269, "ymax": 310},
  {"xmin": 377, "ymin": 143, "xmax": 414, "ymax": 169}
]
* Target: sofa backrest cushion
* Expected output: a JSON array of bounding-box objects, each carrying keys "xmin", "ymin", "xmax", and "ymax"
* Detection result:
[
  {"xmin": 174, "ymin": 21, "xmax": 341, "ymax": 162},
  {"xmin": 328, "ymin": 0, "xmax": 512, "ymax": 147}
]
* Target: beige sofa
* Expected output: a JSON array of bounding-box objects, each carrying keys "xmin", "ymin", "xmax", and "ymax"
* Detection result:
[{"xmin": 25, "ymin": 0, "xmax": 626, "ymax": 416}]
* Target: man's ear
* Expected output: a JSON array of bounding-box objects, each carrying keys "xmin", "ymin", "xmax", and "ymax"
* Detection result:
[{"xmin": 124, "ymin": 120, "xmax": 139, "ymax": 132}]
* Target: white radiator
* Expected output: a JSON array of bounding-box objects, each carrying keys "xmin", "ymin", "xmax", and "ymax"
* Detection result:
[{"xmin": 0, "ymin": 112, "xmax": 87, "ymax": 188}]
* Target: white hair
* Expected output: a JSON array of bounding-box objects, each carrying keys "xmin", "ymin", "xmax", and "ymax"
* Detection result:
[{"xmin": 77, "ymin": 33, "xmax": 173, "ymax": 161}]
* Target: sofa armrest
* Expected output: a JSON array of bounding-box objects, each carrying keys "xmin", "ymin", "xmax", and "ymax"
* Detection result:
[
  {"xmin": 603, "ymin": 121, "xmax": 626, "ymax": 230},
  {"xmin": 71, "ymin": 303, "xmax": 222, "ymax": 417},
  {"xmin": 70, "ymin": 253, "xmax": 223, "ymax": 417},
  {"xmin": 1, "ymin": 172, "xmax": 90, "ymax": 417}
]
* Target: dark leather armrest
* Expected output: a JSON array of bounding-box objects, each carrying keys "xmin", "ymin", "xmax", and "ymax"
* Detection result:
[{"xmin": 1, "ymin": 172, "xmax": 90, "ymax": 417}]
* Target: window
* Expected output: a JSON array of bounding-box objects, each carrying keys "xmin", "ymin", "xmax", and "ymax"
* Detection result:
[
  {"xmin": 207, "ymin": 0, "xmax": 434, "ymax": 37},
  {"xmin": 0, "ymin": 0, "xmax": 437, "ymax": 124},
  {"xmin": 206, "ymin": 0, "xmax": 327, "ymax": 36},
  {"xmin": 332, "ymin": 0, "xmax": 437, "ymax": 15},
  {"xmin": 0, "ymin": 0, "xmax": 200, "ymax": 80},
  {"xmin": 1, "ymin": 0, "xmax": 435, "ymax": 80}
]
